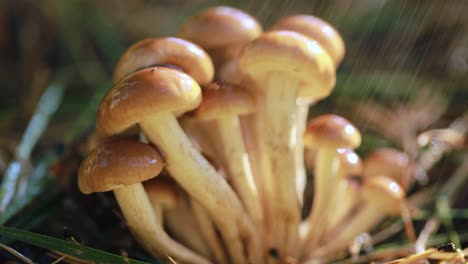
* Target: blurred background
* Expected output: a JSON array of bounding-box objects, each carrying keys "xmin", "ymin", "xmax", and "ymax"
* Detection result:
[{"xmin": 0, "ymin": 0, "xmax": 467, "ymax": 263}]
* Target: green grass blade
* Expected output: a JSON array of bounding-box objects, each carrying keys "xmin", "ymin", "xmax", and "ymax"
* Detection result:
[
  {"xmin": 0, "ymin": 226, "xmax": 153, "ymax": 264},
  {"xmin": 0, "ymin": 74, "xmax": 67, "ymax": 212}
]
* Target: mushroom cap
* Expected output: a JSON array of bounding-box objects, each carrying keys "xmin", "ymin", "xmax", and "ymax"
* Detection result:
[
  {"xmin": 193, "ymin": 82, "xmax": 255, "ymax": 120},
  {"xmin": 98, "ymin": 67, "xmax": 202, "ymax": 136},
  {"xmin": 239, "ymin": 30, "xmax": 336, "ymax": 100},
  {"xmin": 304, "ymin": 114, "xmax": 361, "ymax": 149},
  {"xmin": 78, "ymin": 139, "xmax": 164, "ymax": 194},
  {"xmin": 270, "ymin": 15, "xmax": 345, "ymax": 67},
  {"xmin": 361, "ymin": 175, "xmax": 405, "ymax": 215},
  {"xmin": 337, "ymin": 148, "xmax": 363, "ymax": 177},
  {"xmin": 363, "ymin": 148, "xmax": 411, "ymax": 184},
  {"xmin": 144, "ymin": 178, "xmax": 179, "ymax": 209},
  {"xmin": 113, "ymin": 37, "xmax": 214, "ymax": 85},
  {"xmin": 417, "ymin": 128, "xmax": 465, "ymax": 149},
  {"xmin": 178, "ymin": 6, "xmax": 262, "ymax": 49}
]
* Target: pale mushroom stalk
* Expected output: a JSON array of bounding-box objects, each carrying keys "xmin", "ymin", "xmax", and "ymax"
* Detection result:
[
  {"xmin": 301, "ymin": 147, "xmax": 340, "ymax": 249},
  {"xmin": 115, "ymin": 184, "xmax": 212, "ymax": 264},
  {"xmin": 309, "ymin": 202, "xmax": 388, "ymax": 259},
  {"xmin": 217, "ymin": 118, "xmax": 264, "ymax": 231},
  {"xmin": 191, "ymin": 198, "xmax": 228, "ymax": 264},
  {"xmin": 295, "ymin": 102, "xmax": 311, "ymax": 204},
  {"xmin": 322, "ymin": 150, "xmax": 363, "ymax": 241},
  {"xmin": 144, "ymin": 179, "xmax": 213, "ymax": 263},
  {"xmin": 306, "ymin": 176, "xmax": 405, "ymax": 260},
  {"xmin": 261, "ymin": 73, "xmax": 301, "ymax": 258},
  {"xmin": 164, "ymin": 197, "xmax": 213, "ymax": 259},
  {"xmin": 140, "ymin": 113, "xmax": 260, "ymax": 264}
]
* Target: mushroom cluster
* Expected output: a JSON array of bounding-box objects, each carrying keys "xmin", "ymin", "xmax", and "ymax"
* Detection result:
[{"xmin": 78, "ymin": 6, "xmax": 413, "ymax": 264}]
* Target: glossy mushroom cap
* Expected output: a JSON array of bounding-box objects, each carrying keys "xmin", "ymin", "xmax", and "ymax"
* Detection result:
[
  {"xmin": 144, "ymin": 178, "xmax": 179, "ymax": 209},
  {"xmin": 363, "ymin": 148, "xmax": 410, "ymax": 184},
  {"xmin": 78, "ymin": 139, "xmax": 164, "ymax": 194},
  {"xmin": 270, "ymin": 15, "xmax": 345, "ymax": 67},
  {"xmin": 239, "ymin": 30, "xmax": 336, "ymax": 99},
  {"xmin": 193, "ymin": 82, "xmax": 255, "ymax": 120},
  {"xmin": 178, "ymin": 6, "xmax": 262, "ymax": 49},
  {"xmin": 337, "ymin": 148, "xmax": 363, "ymax": 177},
  {"xmin": 417, "ymin": 128, "xmax": 465, "ymax": 149},
  {"xmin": 98, "ymin": 67, "xmax": 202, "ymax": 136},
  {"xmin": 304, "ymin": 114, "xmax": 361, "ymax": 149},
  {"xmin": 361, "ymin": 175, "xmax": 405, "ymax": 215},
  {"xmin": 113, "ymin": 37, "xmax": 214, "ymax": 85}
]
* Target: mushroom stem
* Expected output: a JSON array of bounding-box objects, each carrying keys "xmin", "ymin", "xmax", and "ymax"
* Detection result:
[
  {"xmin": 295, "ymin": 103, "xmax": 309, "ymax": 204},
  {"xmin": 191, "ymin": 198, "xmax": 228, "ymax": 264},
  {"xmin": 307, "ymin": 202, "xmax": 383, "ymax": 259},
  {"xmin": 164, "ymin": 197, "xmax": 213, "ymax": 259},
  {"xmin": 261, "ymin": 72, "xmax": 301, "ymax": 258},
  {"xmin": 114, "ymin": 184, "xmax": 211, "ymax": 264},
  {"xmin": 140, "ymin": 112, "xmax": 260, "ymax": 264},
  {"xmin": 302, "ymin": 147, "xmax": 340, "ymax": 251},
  {"xmin": 216, "ymin": 117, "xmax": 264, "ymax": 234}
]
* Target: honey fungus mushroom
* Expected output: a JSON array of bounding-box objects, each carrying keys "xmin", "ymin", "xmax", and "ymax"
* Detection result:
[
  {"xmin": 97, "ymin": 67, "xmax": 260, "ymax": 264},
  {"xmin": 178, "ymin": 6, "xmax": 262, "ymax": 67},
  {"xmin": 240, "ymin": 30, "xmax": 336, "ymax": 260},
  {"xmin": 113, "ymin": 37, "xmax": 214, "ymax": 85}
]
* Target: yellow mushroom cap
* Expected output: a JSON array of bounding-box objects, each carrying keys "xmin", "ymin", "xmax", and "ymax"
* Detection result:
[
  {"xmin": 113, "ymin": 37, "xmax": 214, "ymax": 85},
  {"xmin": 270, "ymin": 15, "xmax": 345, "ymax": 67},
  {"xmin": 98, "ymin": 67, "xmax": 202, "ymax": 136},
  {"xmin": 304, "ymin": 114, "xmax": 361, "ymax": 149},
  {"xmin": 240, "ymin": 30, "xmax": 336, "ymax": 100},
  {"xmin": 78, "ymin": 139, "xmax": 164, "ymax": 194},
  {"xmin": 193, "ymin": 82, "xmax": 254, "ymax": 120},
  {"xmin": 361, "ymin": 175, "xmax": 405, "ymax": 215},
  {"xmin": 363, "ymin": 148, "xmax": 411, "ymax": 184},
  {"xmin": 178, "ymin": 6, "xmax": 262, "ymax": 49}
]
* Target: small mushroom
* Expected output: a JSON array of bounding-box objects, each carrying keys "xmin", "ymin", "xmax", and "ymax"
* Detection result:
[
  {"xmin": 97, "ymin": 67, "xmax": 260, "ymax": 264},
  {"xmin": 144, "ymin": 178, "xmax": 212, "ymax": 264},
  {"xmin": 363, "ymin": 148, "xmax": 412, "ymax": 190},
  {"xmin": 302, "ymin": 114, "xmax": 361, "ymax": 252},
  {"xmin": 270, "ymin": 15, "xmax": 345, "ymax": 204},
  {"xmin": 78, "ymin": 139, "xmax": 175, "ymax": 260},
  {"xmin": 325, "ymin": 149, "xmax": 363, "ymax": 233},
  {"xmin": 112, "ymin": 37, "xmax": 214, "ymax": 85},
  {"xmin": 240, "ymin": 30, "xmax": 336, "ymax": 260},
  {"xmin": 178, "ymin": 6, "xmax": 262, "ymax": 67}
]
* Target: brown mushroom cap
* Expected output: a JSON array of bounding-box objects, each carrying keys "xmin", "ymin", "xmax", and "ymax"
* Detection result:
[
  {"xmin": 144, "ymin": 178, "xmax": 179, "ymax": 209},
  {"xmin": 337, "ymin": 148, "xmax": 363, "ymax": 176},
  {"xmin": 78, "ymin": 139, "xmax": 164, "ymax": 194},
  {"xmin": 98, "ymin": 67, "xmax": 201, "ymax": 136},
  {"xmin": 361, "ymin": 175, "xmax": 405, "ymax": 215},
  {"xmin": 193, "ymin": 82, "xmax": 255, "ymax": 120},
  {"xmin": 178, "ymin": 6, "xmax": 262, "ymax": 49},
  {"xmin": 113, "ymin": 37, "xmax": 214, "ymax": 85},
  {"xmin": 363, "ymin": 148, "xmax": 410, "ymax": 183},
  {"xmin": 304, "ymin": 114, "xmax": 361, "ymax": 149},
  {"xmin": 239, "ymin": 30, "xmax": 335, "ymax": 99},
  {"xmin": 270, "ymin": 15, "xmax": 345, "ymax": 66}
]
